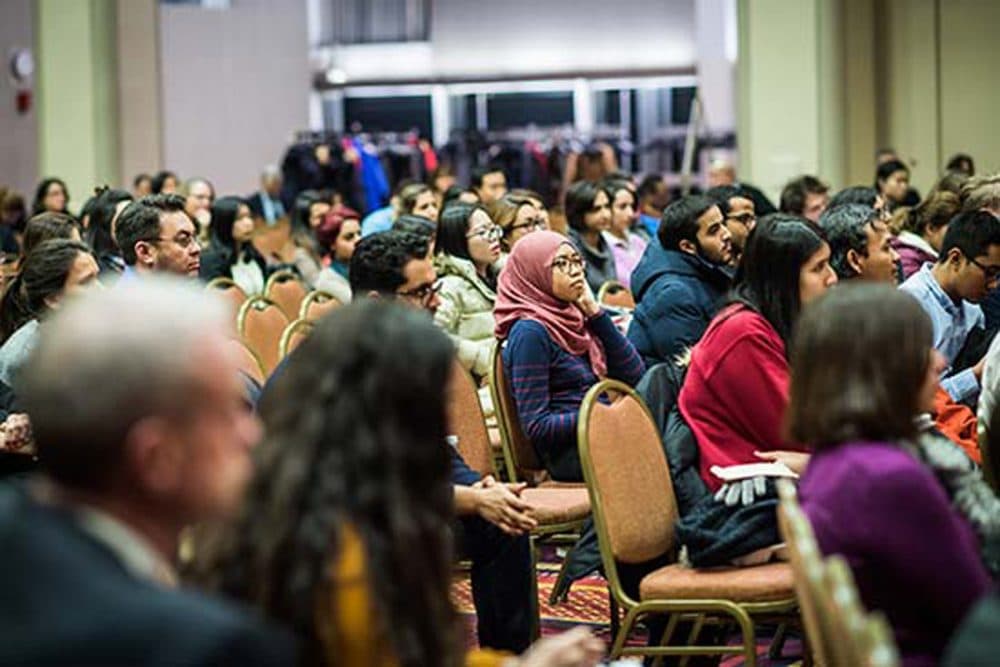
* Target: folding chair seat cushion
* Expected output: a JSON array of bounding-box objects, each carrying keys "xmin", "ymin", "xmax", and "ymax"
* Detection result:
[
  {"xmin": 520, "ymin": 486, "xmax": 590, "ymax": 525},
  {"xmin": 638, "ymin": 561, "xmax": 794, "ymax": 603}
]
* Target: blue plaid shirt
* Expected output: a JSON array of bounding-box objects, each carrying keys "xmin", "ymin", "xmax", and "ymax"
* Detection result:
[{"xmin": 900, "ymin": 263, "xmax": 984, "ymax": 402}]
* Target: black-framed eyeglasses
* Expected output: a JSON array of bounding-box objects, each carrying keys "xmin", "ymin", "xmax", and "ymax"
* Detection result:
[
  {"xmin": 397, "ymin": 278, "xmax": 442, "ymax": 305},
  {"xmin": 154, "ymin": 231, "xmax": 198, "ymax": 249},
  {"xmin": 726, "ymin": 212, "xmax": 757, "ymax": 228},
  {"xmin": 968, "ymin": 256, "xmax": 1000, "ymax": 281},
  {"xmin": 467, "ymin": 225, "xmax": 503, "ymax": 243},
  {"xmin": 510, "ymin": 218, "xmax": 548, "ymax": 233},
  {"xmin": 551, "ymin": 255, "xmax": 585, "ymax": 274}
]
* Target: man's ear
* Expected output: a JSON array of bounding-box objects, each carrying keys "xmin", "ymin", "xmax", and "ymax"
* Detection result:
[
  {"xmin": 946, "ymin": 247, "xmax": 964, "ymax": 268},
  {"xmin": 846, "ymin": 248, "xmax": 864, "ymax": 274},
  {"xmin": 122, "ymin": 416, "xmax": 183, "ymax": 496},
  {"xmin": 134, "ymin": 241, "xmax": 157, "ymax": 267},
  {"xmin": 677, "ymin": 239, "xmax": 697, "ymax": 256}
]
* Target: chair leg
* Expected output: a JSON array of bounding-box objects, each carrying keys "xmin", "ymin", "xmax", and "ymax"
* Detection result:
[
  {"xmin": 650, "ymin": 613, "xmax": 681, "ymax": 667},
  {"xmin": 678, "ymin": 614, "xmax": 706, "ymax": 667},
  {"xmin": 609, "ymin": 589, "xmax": 620, "ymax": 640},
  {"xmin": 610, "ymin": 606, "xmax": 642, "ymax": 659},
  {"xmin": 768, "ymin": 622, "xmax": 788, "ymax": 659},
  {"xmin": 528, "ymin": 535, "xmax": 541, "ymax": 640}
]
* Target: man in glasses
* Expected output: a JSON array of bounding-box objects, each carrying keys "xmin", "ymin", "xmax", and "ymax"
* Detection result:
[
  {"xmin": 706, "ymin": 185, "xmax": 757, "ymax": 267},
  {"xmin": 627, "ymin": 195, "xmax": 733, "ymax": 367},
  {"xmin": 115, "ymin": 194, "xmax": 201, "ymax": 279},
  {"xmin": 901, "ymin": 210, "xmax": 1000, "ymax": 403}
]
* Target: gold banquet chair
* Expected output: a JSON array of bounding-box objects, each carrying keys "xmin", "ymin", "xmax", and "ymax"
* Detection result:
[{"xmin": 578, "ymin": 379, "xmax": 796, "ymax": 665}]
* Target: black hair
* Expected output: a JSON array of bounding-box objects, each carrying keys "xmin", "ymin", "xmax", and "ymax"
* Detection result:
[
  {"xmin": 0, "ymin": 239, "xmax": 93, "ymax": 343},
  {"xmin": 937, "ymin": 210, "xmax": 1000, "ymax": 264},
  {"xmin": 23, "ymin": 212, "xmax": 79, "ymax": 258},
  {"xmin": 392, "ymin": 214, "xmax": 436, "ymax": 241},
  {"xmin": 115, "ymin": 194, "xmax": 188, "ymax": 265},
  {"xmin": 87, "ymin": 188, "xmax": 133, "ymax": 261},
  {"xmin": 636, "ymin": 174, "xmax": 665, "ymax": 200},
  {"xmin": 190, "ymin": 300, "xmax": 461, "ymax": 666},
  {"xmin": 292, "ymin": 190, "xmax": 322, "ymax": 233},
  {"xmin": 705, "ymin": 185, "xmax": 749, "ymax": 217},
  {"xmin": 441, "ymin": 185, "xmax": 468, "ymax": 211},
  {"xmin": 875, "ymin": 159, "xmax": 909, "ymax": 189},
  {"xmin": 945, "ymin": 153, "xmax": 975, "ymax": 177},
  {"xmin": 564, "ymin": 180, "xmax": 606, "ymax": 232},
  {"xmin": 435, "ymin": 203, "xmax": 478, "ymax": 261},
  {"xmin": 657, "ymin": 195, "xmax": 718, "ymax": 251},
  {"xmin": 730, "ymin": 214, "xmax": 829, "ymax": 349},
  {"xmin": 31, "ymin": 178, "xmax": 69, "ymax": 215},
  {"xmin": 818, "ymin": 204, "xmax": 880, "ymax": 280},
  {"xmin": 207, "ymin": 196, "xmax": 251, "ymax": 265},
  {"xmin": 349, "ymin": 231, "xmax": 430, "ymax": 296},
  {"xmin": 470, "ymin": 164, "xmax": 505, "ymax": 189},
  {"xmin": 779, "ymin": 175, "xmax": 829, "ymax": 216},
  {"xmin": 150, "ymin": 170, "xmax": 178, "ymax": 194},
  {"xmin": 133, "ymin": 173, "xmax": 152, "ymax": 189},
  {"xmin": 828, "ymin": 186, "xmax": 879, "ymax": 210}
]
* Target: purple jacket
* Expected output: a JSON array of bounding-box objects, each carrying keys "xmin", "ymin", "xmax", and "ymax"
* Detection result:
[
  {"xmin": 799, "ymin": 441, "xmax": 989, "ymax": 667},
  {"xmin": 892, "ymin": 232, "xmax": 937, "ymax": 281}
]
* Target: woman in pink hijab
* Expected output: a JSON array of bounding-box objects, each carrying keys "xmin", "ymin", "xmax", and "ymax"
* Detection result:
[{"xmin": 496, "ymin": 231, "xmax": 645, "ymax": 481}]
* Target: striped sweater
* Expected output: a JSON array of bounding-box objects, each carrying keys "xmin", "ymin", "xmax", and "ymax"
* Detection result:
[{"xmin": 502, "ymin": 311, "xmax": 645, "ymax": 481}]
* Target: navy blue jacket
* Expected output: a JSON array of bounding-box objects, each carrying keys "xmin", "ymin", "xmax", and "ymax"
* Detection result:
[
  {"xmin": 0, "ymin": 486, "xmax": 296, "ymax": 666},
  {"xmin": 627, "ymin": 243, "xmax": 732, "ymax": 367}
]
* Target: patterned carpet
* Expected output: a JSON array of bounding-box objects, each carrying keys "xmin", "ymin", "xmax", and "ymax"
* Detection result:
[{"xmin": 453, "ymin": 566, "xmax": 804, "ymax": 666}]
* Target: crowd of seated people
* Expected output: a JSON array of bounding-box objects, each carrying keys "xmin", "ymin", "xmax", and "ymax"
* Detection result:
[{"xmin": 0, "ymin": 147, "xmax": 998, "ymax": 667}]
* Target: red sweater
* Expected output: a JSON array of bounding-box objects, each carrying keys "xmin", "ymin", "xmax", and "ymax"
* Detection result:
[{"xmin": 679, "ymin": 305, "xmax": 807, "ymax": 492}]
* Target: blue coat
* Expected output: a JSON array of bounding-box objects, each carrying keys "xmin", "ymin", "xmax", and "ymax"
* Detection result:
[{"xmin": 627, "ymin": 243, "xmax": 732, "ymax": 367}]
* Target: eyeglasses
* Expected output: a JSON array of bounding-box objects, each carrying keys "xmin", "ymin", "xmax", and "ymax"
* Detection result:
[
  {"xmin": 552, "ymin": 255, "xmax": 585, "ymax": 274},
  {"xmin": 968, "ymin": 256, "xmax": 1000, "ymax": 281},
  {"xmin": 510, "ymin": 218, "xmax": 548, "ymax": 233},
  {"xmin": 154, "ymin": 231, "xmax": 198, "ymax": 249},
  {"xmin": 726, "ymin": 212, "xmax": 757, "ymax": 228},
  {"xmin": 467, "ymin": 225, "xmax": 503, "ymax": 243},
  {"xmin": 397, "ymin": 278, "xmax": 442, "ymax": 305}
]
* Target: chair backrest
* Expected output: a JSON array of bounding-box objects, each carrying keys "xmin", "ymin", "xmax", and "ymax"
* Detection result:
[
  {"xmin": 265, "ymin": 270, "xmax": 308, "ymax": 320},
  {"xmin": 300, "ymin": 289, "xmax": 342, "ymax": 321},
  {"xmin": 279, "ymin": 318, "xmax": 315, "ymax": 359},
  {"xmin": 820, "ymin": 557, "xmax": 901, "ymax": 667},
  {"xmin": 777, "ymin": 479, "xmax": 837, "ymax": 666},
  {"xmin": 237, "ymin": 296, "xmax": 290, "ymax": 376},
  {"xmin": 578, "ymin": 380, "xmax": 677, "ymax": 603},
  {"xmin": 447, "ymin": 359, "xmax": 495, "ymax": 477},
  {"xmin": 597, "ymin": 280, "xmax": 636, "ymax": 310},
  {"xmin": 488, "ymin": 340, "xmax": 543, "ymax": 482},
  {"xmin": 206, "ymin": 277, "xmax": 248, "ymax": 318},
  {"xmin": 228, "ymin": 338, "xmax": 266, "ymax": 386},
  {"xmin": 978, "ymin": 417, "xmax": 999, "ymax": 494}
]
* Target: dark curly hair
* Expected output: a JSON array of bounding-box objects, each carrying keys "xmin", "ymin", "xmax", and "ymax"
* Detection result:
[{"xmin": 190, "ymin": 301, "xmax": 460, "ymax": 666}]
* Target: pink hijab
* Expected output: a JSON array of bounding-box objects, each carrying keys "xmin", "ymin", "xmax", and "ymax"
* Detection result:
[{"xmin": 494, "ymin": 231, "xmax": 607, "ymax": 377}]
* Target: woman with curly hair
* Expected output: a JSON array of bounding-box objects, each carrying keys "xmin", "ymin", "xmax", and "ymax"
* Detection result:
[{"xmin": 190, "ymin": 301, "xmax": 602, "ymax": 667}]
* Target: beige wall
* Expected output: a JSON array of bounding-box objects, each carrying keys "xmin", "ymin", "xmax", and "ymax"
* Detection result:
[
  {"xmin": 0, "ymin": 0, "xmax": 38, "ymax": 199},
  {"xmin": 738, "ymin": 0, "xmax": 1000, "ymax": 201},
  {"xmin": 158, "ymin": 0, "xmax": 310, "ymax": 196},
  {"xmin": 116, "ymin": 0, "xmax": 163, "ymax": 187},
  {"xmin": 938, "ymin": 0, "xmax": 1000, "ymax": 177}
]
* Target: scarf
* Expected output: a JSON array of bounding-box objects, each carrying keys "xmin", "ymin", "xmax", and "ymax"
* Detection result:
[{"xmin": 494, "ymin": 231, "xmax": 607, "ymax": 377}]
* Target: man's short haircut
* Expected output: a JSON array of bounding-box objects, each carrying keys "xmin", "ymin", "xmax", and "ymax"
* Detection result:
[
  {"xmin": 779, "ymin": 175, "xmax": 829, "ymax": 215},
  {"xmin": 21, "ymin": 277, "xmax": 230, "ymax": 492},
  {"xmin": 470, "ymin": 164, "xmax": 505, "ymax": 189},
  {"xmin": 938, "ymin": 210, "xmax": 1000, "ymax": 262},
  {"xmin": 818, "ymin": 204, "xmax": 880, "ymax": 279},
  {"xmin": 961, "ymin": 173, "xmax": 1000, "ymax": 213},
  {"xmin": 828, "ymin": 186, "xmax": 879, "ymax": 210},
  {"xmin": 946, "ymin": 153, "xmax": 975, "ymax": 176},
  {"xmin": 114, "ymin": 194, "xmax": 188, "ymax": 266},
  {"xmin": 636, "ymin": 174, "xmax": 665, "ymax": 200},
  {"xmin": 349, "ymin": 231, "xmax": 429, "ymax": 296},
  {"xmin": 657, "ymin": 195, "xmax": 718, "ymax": 251},
  {"xmin": 705, "ymin": 185, "xmax": 749, "ymax": 217}
]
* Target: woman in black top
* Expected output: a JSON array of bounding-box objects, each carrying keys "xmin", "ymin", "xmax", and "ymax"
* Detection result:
[{"xmin": 199, "ymin": 196, "xmax": 269, "ymax": 295}]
